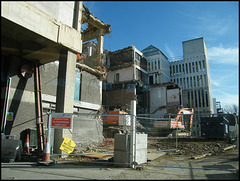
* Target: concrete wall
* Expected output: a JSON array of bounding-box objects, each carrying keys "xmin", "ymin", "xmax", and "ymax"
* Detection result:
[
  {"xmin": 103, "ymin": 87, "xmax": 135, "ymax": 110},
  {"xmin": 114, "ymin": 133, "xmax": 147, "ymax": 165},
  {"xmin": 150, "ymin": 86, "xmax": 167, "ymax": 116},
  {"xmin": 2, "ymin": 55, "xmax": 103, "ymax": 145},
  {"xmin": 28, "ymin": 1, "xmax": 75, "ymax": 28},
  {"xmin": 2, "ymin": 55, "xmax": 47, "ymax": 139},
  {"xmin": 107, "ymin": 66, "xmax": 134, "ymax": 84}
]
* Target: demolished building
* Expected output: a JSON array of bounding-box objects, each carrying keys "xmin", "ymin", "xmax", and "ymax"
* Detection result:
[
  {"xmin": 102, "ymin": 45, "xmax": 149, "ymax": 114},
  {"xmin": 1, "ymin": 1, "xmax": 111, "ymax": 156}
]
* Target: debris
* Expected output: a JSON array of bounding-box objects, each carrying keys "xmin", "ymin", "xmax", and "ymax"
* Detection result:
[{"xmin": 223, "ymin": 145, "xmax": 237, "ymax": 151}]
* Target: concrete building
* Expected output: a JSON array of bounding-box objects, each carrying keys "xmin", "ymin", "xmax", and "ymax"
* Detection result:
[
  {"xmin": 102, "ymin": 45, "xmax": 149, "ymax": 114},
  {"xmin": 149, "ymin": 82, "xmax": 182, "ymax": 117},
  {"xmin": 169, "ymin": 37, "xmax": 213, "ymax": 136},
  {"xmin": 1, "ymin": 1, "xmax": 111, "ymax": 155},
  {"xmin": 141, "ymin": 45, "xmax": 171, "ymax": 85}
]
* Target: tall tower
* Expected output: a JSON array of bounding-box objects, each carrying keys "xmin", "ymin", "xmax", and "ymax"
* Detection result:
[{"xmin": 169, "ymin": 37, "xmax": 213, "ymax": 136}]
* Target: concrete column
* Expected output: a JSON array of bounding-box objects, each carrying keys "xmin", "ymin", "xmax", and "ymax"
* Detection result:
[
  {"xmin": 97, "ymin": 30, "xmax": 103, "ymax": 66},
  {"xmin": 130, "ymin": 100, "xmax": 136, "ymax": 169},
  {"xmin": 54, "ymin": 49, "xmax": 76, "ymax": 155}
]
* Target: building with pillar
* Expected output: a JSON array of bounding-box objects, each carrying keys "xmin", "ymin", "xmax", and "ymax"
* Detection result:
[
  {"xmin": 1, "ymin": 1, "xmax": 110, "ymax": 155},
  {"xmin": 169, "ymin": 37, "xmax": 213, "ymax": 136},
  {"xmin": 142, "ymin": 45, "xmax": 171, "ymax": 85}
]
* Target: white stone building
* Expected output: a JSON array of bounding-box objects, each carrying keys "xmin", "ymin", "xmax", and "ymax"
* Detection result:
[
  {"xmin": 169, "ymin": 37, "xmax": 213, "ymax": 136},
  {"xmin": 141, "ymin": 45, "xmax": 171, "ymax": 85}
]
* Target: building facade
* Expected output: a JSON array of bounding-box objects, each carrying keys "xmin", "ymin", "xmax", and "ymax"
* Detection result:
[
  {"xmin": 142, "ymin": 45, "xmax": 171, "ymax": 85},
  {"xmin": 102, "ymin": 45, "xmax": 149, "ymax": 113},
  {"xmin": 1, "ymin": 1, "xmax": 111, "ymax": 154},
  {"xmin": 169, "ymin": 37, "xmax": 213, "ymax": 136}
]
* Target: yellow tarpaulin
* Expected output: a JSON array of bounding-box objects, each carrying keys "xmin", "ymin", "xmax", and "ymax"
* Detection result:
[{"xmin": 59, "ymin": 137, "xmax": 76, "ymax": 154}]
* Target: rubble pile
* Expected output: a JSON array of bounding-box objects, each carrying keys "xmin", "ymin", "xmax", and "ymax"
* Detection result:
[{"xmin": 148, "ymin": 137, "xmax": 234, "ymax": 158}]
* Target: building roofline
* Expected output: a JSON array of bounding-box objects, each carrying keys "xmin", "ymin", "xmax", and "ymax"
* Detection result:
[{"xmin": 182, "ymin": 37, "xmax": 204, "ymax": 43}]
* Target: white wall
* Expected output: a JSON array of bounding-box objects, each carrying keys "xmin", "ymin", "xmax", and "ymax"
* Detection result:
[
  {"xmin": 107, "ymin": 66, "xmax": 134, "ymax": 83},
  {"xmin": 28, "ymin": 1, "xmax": 75, "ymax": 27},
  {"xmin": 150, "ymin": 86, "xmax": 167, "ymax": 115}
]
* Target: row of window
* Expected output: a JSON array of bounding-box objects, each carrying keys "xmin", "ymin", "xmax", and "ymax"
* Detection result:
[
  {"xmin": 170, "ymin": 60, "xmax": 205, "ymax": 76},
  {"xmin": 186, "ymin": 89, "xmax": 209, "ymax": 108},
  {"xmin": 171, "ymin": 74, "xmax": 207, "ymax": 89},
  {"xmin": 147, "ymin": 59, "xmax": 160, "ymax": 72}
]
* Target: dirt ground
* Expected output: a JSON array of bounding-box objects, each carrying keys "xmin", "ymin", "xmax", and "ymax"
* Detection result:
[
  {"xmin": 147, "ymin": 137, "xmax": 234, "ymax": 158},
  {"xmin": 66, "ymin": 136, "xmax": 234, "ymax": 162}
]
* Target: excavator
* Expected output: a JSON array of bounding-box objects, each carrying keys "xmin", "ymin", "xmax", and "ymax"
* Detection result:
[
  {"xmin": 153, "ymin": 108, "xmax": 194, "ymax": 136},
  {"xmin": 103, "ymin": 108, "xmax": 194, "ymax": 137}
]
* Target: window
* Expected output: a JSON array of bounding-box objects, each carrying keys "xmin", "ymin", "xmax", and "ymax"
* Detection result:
[
  {"xmin": 170, "ymin": 66, "xmax": 172, "ymax": 76},
  {"xmin": 202, "ymin": 90, "xmax": 205, "ymax": 107},
  {"xmin": 114, "ymin": 73, "xmax": 119, "ymax": 83},
  {"xmin": 135, "ymin": 52, "xmax": 141, "ymax": 62},
  {"xmin": 186, "ymin": 77, "xmax": 189, "ymax": 88},
  {"xmin": 182, "ymin": 64, "xmax": 185, "ymax": 74},
  {"xmin": 74, "ymin": 72, "xmax": 81, "ymax": 101},
  {"xmin": 173, "ymin": 66, "xmax": 175, "ymax": 75},
  {"xmin": 192, "ymin": 62, "xmax": 195, "ymax": 73},
  {"xmin": 195, "ymin": 91, "xmax": 198, "ymax": 107},
  {"xmin": 158, "ymin": 59, "xmax": 160, "ymax": 69},
  {"xmin": 205, "ymin": 90, "xmax": 209, "ymax": 107},
  {"xmin": 149, "ymin": 75, "xmax": 153, "ymax": 84},
  {"xmin": 183, "ymin": 77, "xmax": 185, "ymax": 89},
  {"xmin": 179, "ymin": 64, "xmax": 181, "ymax": 74},
  {"xmin": 148, "ymin": 62, "xmax": 150, "ymax": 71},
  {"xmin": 186, "ymin": 63, "xmax": 188, "ymax": 74},
  {"xmin": 198, "ymin": 90, "xmax": 201, "ymax": 107},
  {"xmin": 197, "ymin": 76, "xmax": 199, "ymax": 87},
  {"xmin": 176, "ymin": 65, "xmax": 178, "ymax": 74},
  {"xmin": 202, "ymin": 60, "xmax": 205, "ymax": 70},
  {"xmin": 196, "ymin": 61, "xmax": 198, "ymax": 72},
  {"xmin": 193, "ymin": 76, "xmax": 196, "ymax": 87},
  {"xmin": 189, "ymin": 63, "xmax": 191, "ymax": 73},
  {"xmin": 155, "ymin": 60, "xmax": 157, "ymax": 70},
  {"xmin": 199, "ymin": 61, "xmax": 202, "ymax": 71},
  {"xmin": 190, "ymin": 77, "xmax": 192, "ymax": 87},
  {"xmin": 200, "ymin": 75, "xmax": 203, "ymax": 86}
]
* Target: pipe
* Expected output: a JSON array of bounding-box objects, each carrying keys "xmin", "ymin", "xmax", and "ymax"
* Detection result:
[{"xmin": 2, "ymin": 76, "xmax": 11, "ymax": 134}]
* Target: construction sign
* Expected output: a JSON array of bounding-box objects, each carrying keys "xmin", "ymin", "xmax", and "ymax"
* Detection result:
[
  {"xmin": 51, "ymin": 113, "xmax": 72, "ymax": 129},
  {"xmin": 6, "ymin": 112, "xmax": 13, "ymax": 121},
  {"xmin": 60, "ymin": 137, "xmax": 76, "ymax": 154}
]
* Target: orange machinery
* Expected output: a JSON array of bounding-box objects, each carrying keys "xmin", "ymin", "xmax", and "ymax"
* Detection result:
[
  {"xmin": 167, "ymin": 108, "xmax": 194, "ymax": 131},
  {"xmin": 154, "ymin": 108, "xmax": 194, "ymax": 131},
  {"xmin": 103, "ymin": 111, "xmax": 128, "ymax": 126}
]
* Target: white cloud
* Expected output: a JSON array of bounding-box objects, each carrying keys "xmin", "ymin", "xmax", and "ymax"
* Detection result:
[
  {"xmin": 165, "ymin": 44, "xmax": 175, "ymax": 58},
  {"xmin": 208, "ymin": 44, "xmax": 239, "ymax": 65},
  {"xmin": 213, "ymin": 89, "xmax": 239, "ymax": 107}
]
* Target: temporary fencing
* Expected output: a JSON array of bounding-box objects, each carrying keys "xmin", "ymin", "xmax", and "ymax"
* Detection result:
[{"xmin": 45, "ymin": 111, "xmax": 238, "ymax": 169}]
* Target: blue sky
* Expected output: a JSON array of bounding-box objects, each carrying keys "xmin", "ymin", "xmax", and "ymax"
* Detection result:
[{"xmin": 83, "ymin": 1, "xmax": 239, "ymax": 109}]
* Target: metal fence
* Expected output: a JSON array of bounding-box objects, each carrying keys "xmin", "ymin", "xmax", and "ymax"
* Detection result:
[{"xmin": 45, "ymin": 109, "xmax": 238, "ymax": 169}]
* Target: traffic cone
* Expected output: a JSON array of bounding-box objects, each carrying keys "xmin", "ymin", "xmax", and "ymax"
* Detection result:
[
  {"xmin": 42, "ymin": 136, "xmax": 50, "ymax": 162},
  {"xmin": 76, "ymin": 54, "xmax": 81, "ymax": 62},
  {"xmin": 37, "ymin": 136, "xmax": 54, "ymax": 166},
  {"xmin": 23, "ymin": 132, "xmax": 30, "ymax": 154}
]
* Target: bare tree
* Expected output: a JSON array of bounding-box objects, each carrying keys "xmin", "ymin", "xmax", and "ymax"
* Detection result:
[{"xmin": 223, "ymin": 104, "xmax": 239, "ymax": 116}]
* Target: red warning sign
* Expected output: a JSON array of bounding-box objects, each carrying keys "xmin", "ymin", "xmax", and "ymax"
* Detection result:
[{"xmin": 51, "ymin": 114, "xmax": 72, "ymax": 129}]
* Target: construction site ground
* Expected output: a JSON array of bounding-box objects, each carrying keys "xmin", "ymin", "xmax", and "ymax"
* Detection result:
[{"xmin": 1, "ymin": 136, "xmax": 239, "ymax": 180}]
